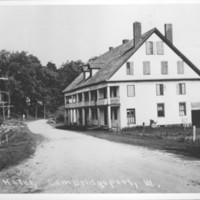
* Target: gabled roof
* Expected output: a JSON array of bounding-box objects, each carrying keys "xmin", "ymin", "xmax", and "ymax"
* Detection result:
[{"xmin": 63, "ymin": 28, "xmax": 200, "ymax": 94}]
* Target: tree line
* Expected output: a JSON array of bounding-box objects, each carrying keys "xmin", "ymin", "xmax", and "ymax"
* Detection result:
[{"xmin": 0, "ymin": 50, "xmax": 83, "ymax": 120}]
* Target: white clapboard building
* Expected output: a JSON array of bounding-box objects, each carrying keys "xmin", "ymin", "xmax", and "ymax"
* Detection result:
[{"xmin": 63, "ymin": 22, "xmax": 200, "ymax": 130}]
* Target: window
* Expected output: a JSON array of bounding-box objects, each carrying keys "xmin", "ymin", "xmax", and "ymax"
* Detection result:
[
  {"xmin": 84, "ymin": 92, "xmax": 89, "ymax": 102},
  {"xmin": 127, "ymin": 109, "xmax": 136, "ymax": 124},
  {"xmin": 72, "ymin": 95, "xmax": 76, "ymax": 103},
  {"xmin": 103, "ymin": 88, "xmax": 107, "ymax": 99},
  {"xmin": 179, "ymin": 102, "xmax": 186, "ymax": 116},
  {"xmin": 177, "ymin": 61, "xmax": 184, "ymax": 74},
  {"xmin": 156, "ymin": 84, "xmax": 164, "ymax": 96},
  {"xmin": 110, "ymin": 86, "xmax": 118, "ymax": 98},
  {"xmin": 69, "ymin": 97, "xmax": 73, "ymax": 104},
  {"xmin": 65, "ymin": 96, "xmax": 70, "ymax": 104},
  {"xmin": 143, "ymin": 61, "xmax": 151, "ymax": 75},
  {"xmin": 157, "ymin": 103, "xmax": 165, "ymax": 117},
  {"xmin": 177, "ymin": 83, "xmax": 186, "ymax": 95},
  {"xmin": 91, "ymin": 90, "xmax": 97, "ymax": 101},
  {"xmin": 99, "ymin": 88, "xmax": 107, "ymax": 99},
  {"xmin": 161, "ymin": 61, "xmax": 168, "ymax": 74},
  {"xmin": 157, "ymin": 41, "xmax": 164, "ymax": 55},
  {"xmin": 146, "ymin": 41, "xmax": 154, "ymax": 55},
  {"xmin": 127, "ymin": 85, "xmax": 135, "ymax": 97},
  {"xmin": 78, "ymin": 93, "xmax": 82, "ymax": 102},
  {"xmin": 126, "ymin": 62, "xmax": 134, "ymax": 75},
  {"xmin": 111, "ymin": 107, "xmax": 118, "ymax": 120}
]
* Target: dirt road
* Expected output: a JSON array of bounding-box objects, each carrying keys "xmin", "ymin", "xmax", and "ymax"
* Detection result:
[{"xmin": 0, "ymin": 120, "xmax": 200, "ymax": 193}]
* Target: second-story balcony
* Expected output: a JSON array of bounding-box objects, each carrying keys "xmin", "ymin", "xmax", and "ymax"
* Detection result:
[
  {"xmin": 109, "ymin": 97, "xmax": 120, "ymax": 105},
  {"xmin": 65, "ymin": 97, "xmax": 120, "ymax": 109},
  {"xmin": 65, "ymin": 92, "xmax": 120, "ymax": 109},
  {"xmin": 97, "ymin": 99, "xmax": 108, "ymax": 106},
  {"xmin": 97, "ymin": 97, "xmax": 120, "ymax": 106}
]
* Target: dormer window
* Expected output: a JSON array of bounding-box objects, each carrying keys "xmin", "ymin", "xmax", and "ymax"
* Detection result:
[
  {"xmin": 82, "ymin": 65, "xmax": 91, "ymax": 79},
  {"xmin": 91, "ymin": 68, "xmax": 99, "ymax": 76}
]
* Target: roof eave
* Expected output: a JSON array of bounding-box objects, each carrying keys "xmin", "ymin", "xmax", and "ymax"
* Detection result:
[{"xmin": 154, "ymin": 29, "xmax": 200, "ymax": 76}]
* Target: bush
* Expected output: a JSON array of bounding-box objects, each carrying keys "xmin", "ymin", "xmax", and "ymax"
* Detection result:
[
  {"xmin": 0, "ymin": 124, "xmax": 43, "ymax": 171},
  {"xmin": 55, "ymin": 106, "xmax": 65, "ymax": 122}
]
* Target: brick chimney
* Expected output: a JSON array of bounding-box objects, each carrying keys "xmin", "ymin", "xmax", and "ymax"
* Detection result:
[
  {"xmin": 109, "ymin": 47, "xmax": 113, "ymax": 51},
  {"xmin": 133, "ymin": 22, "xmax": 142, "ymax": 47},
  {"xmin": 164, "ymin": 24, "xmax": 173, "ymax": 43},
  {"xmin": 122, "ymin": 39, "xmax": 129, "ymax": 44}
]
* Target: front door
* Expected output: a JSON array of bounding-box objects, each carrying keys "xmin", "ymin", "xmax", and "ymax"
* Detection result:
[{"xmin": 192, "ymin": 110, "xmax": 200, "ymax": 127}]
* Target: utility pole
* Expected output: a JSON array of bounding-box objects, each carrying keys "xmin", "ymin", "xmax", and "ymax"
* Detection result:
[
  {"xmin": 2, "ymin": 101, "xmax": 5, "ymax": 122},
  {"xmin": 44, "ymin": 104, "xmax": 46, "ymax": 119},
  {"xmin": 0, "ymin": 77, "xmax": 9, "ymax": 121},
  {"xmin": 35, "ymin": 105, "xmax": 37, "ymax": 119}
]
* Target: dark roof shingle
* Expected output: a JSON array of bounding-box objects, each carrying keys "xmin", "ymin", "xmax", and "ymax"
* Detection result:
[{"xmin": 63, "ymin": 28, "xmax": 200, "ymax": 93}]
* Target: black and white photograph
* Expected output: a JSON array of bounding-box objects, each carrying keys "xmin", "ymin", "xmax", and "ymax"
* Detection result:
[{"xmin": 0, "ymin": 0, "xmax": 200, "ymax": 199}]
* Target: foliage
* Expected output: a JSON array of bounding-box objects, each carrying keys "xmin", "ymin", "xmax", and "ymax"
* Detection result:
[{"xmin": 0, "ymin": 50, "xmax": 83, "ymax": 118}]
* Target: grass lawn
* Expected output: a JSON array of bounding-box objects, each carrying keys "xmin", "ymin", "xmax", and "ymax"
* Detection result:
[
  {"xmin": 57, "ymin": 125, "xmax": 200, "ymax": 159},
  {"xmin": 0, "ymin": 122, "xmax": 43, "ymax": 171}
]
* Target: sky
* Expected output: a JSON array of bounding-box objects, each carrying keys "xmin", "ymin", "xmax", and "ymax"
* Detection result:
[{"xmin": 0, "ymin": 3, "xmax": 200, "ymax": 68}]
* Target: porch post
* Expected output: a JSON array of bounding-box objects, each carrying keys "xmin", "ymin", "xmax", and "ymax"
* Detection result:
[
  {"xmin": 97, "ymin": 107, "xmax": 101, "ymax": 127},
  {"xmin": 64, "ymin": 109, "xmax": 67, "ymax": 124},
  {"xmin": 107, "ymin": 86, "xmax": 110, "ymax": 99},
  {"xmin": 107, "ymin": 86, "xmax": 111, "ymax": 129},
  {"xmin": 69, "ymin": 109, "xmax": 72, "ymax": 125},
  {"xmin": 72, "ymin": 109, "xmax": 74, "ymax": 124},
  {"xmin": 88, "ymin": 107, "xmax": 92, "ymax": 126},
  {"xmin": 82, "ymin": 108, "xmax": 85, "ymax": 126},
  {"xmin": 108, "ymin": 106, "xmax": 111, "ymax": 130},
  {"xmin": 67, "ymin": 109, "xmax": 71, "ymax": 125},
  {"xmin": 77, "ymin": 109, "xmax": 80, "ymax": 125}
]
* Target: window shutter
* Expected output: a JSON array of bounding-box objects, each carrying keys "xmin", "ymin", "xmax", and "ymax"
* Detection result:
[
  {"xmin": 147, "ymin": 62, "xmax": 150, "ymax": 74},
  {"xmin": 157, "ymin": 41, "xmax": 164, "ymax": 55},
  {"xmin": 143, "ymin": 61, "xmax": 150, "ymax": 75},
  {"xmin": 182, "ymin": 83, "xmax": 186, "ymax": 94},
  {"xmin": 161, "ymin": 62, "xmax": 164, "ymax": 74},
  {"xmin": 161, "ymin": 61, "xmax": 168, "ymax": 74},
  {"xmin": 153, "ymin": 42, "xmax": 156, "ymax": 55},
  {"xmin": 126, "ymin": 62, "xmax": 130, "ymax": 75},
  {"xmin": 176, "ymin": 84, "xmax": 180, "ymax": 95},
  {"xmin": 160, "ymin": 84, "xmax": 164, "ymax": 95},
  {"xmin": 130, "ymin": 62, "xmax": 134, "ymax": 75},
  {"xmin": 146, "ymin": 42, "xmax": 150, "ymax": 55},
  {"xmin": 156, "ymin": 85, "xmax": 160, "ymax": 95},
  {"xmin": 146, "ymin": 41, "xmax": 153, "ymax": 55},
  {"xmin": 143, "ymin": 62, "xmax": 146, "ymax": 74},
  {"xmin": 127, "ymin": 85, "xmax": 135, "ymax": 97}
]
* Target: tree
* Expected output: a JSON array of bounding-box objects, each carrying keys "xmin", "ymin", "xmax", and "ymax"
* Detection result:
[
  {"xmin": 0, "ymin": 49, "xmax": 83, "ymax": 120},
  {"xmin": 46, "ymin": 62, "xmax": 57, "ymax": 72}
]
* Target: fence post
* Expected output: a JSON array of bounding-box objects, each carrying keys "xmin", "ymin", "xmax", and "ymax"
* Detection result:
[
  {"xmin": 143, "ymin": 122, "xmax": 145, "ymax": 133},
  {"xmin": 18, "ymin": 123, "xmax": 20, "ymax": 133},
  {"xmin": 6, "ymin": 134, "xmax": 8, "ymax": 144},
  {"xmin": 193, "ymin": 125, "xmax": 196, "ymax": 142}
]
